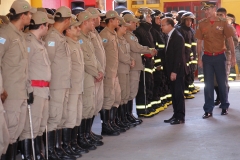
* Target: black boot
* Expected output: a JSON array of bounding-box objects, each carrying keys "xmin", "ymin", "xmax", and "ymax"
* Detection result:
[
  {"xmin": 77, "ymin": 119, "xmax": 96, "ymax": 150},
  {"xmin": 115, "ymin": 105, "xmax": 130, "ymax": 130},
  {"xmin": 46, "ymin": 130, "xmax": 60, "ymax": 160},
  {"xmin": 121, "ymin": 105, "xmax": 136, "ymax": 128},
  {"xmin": 85, "ymin": 118, "xmax": 104, "ymax": 146},
  {"xmin": 214, "ymin": 86, "xmax": 221, "ymax": 105},
  {"xmin": 71, "ymin": 126, "xmax": 88, "ymax": 154},
  {"xmin": 20, "ymin": 139, "xmax": 33, "ymax": 160},
  {"xmin": 110, "ymin": 107, "xmax": 126, "ymax": 133},
  {"xmin": 34, "ymin": 136, "xmax": 45, "ymax": 160},
  {"xmin": 62, "ymin": 128, "xmax": 82, "ymax": 158},
  {"xmin": 55, "ymin": 129, "xmax": 76, "ymax": 160},
  {"xmin": 127, "ymin": 100, "xmax": 142, "ymax": 124},
  {"xmin": 90, "ymin": 116, "xmax": 103, "ymax": 140},
  {"xmin": 100, "ymin": 109, "xmax": 120, "ymax": 136},
  {"xmin": 5, "ymin": 143, "xmax": 15, "ymax": 160}
]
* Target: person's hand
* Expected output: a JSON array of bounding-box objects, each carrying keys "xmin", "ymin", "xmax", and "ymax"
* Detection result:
[
  {"xmin": 1, "ymin": 90, "xmax": 8, "ymax": 103},
  {"xmin": 156, "ymin": 66, "xmax": 162, "ymax": 71},
  {"xmin": 151, "ymin": 49, "xmax": 157, "ymax": 56},
  {"xmin": 231, "ymin": 57, "xmax": 236, "ymax": 67},
  {"xmin": 170, "ymin": 72, "xmax": 177, "ymax": 81},
  {"xmin": 27, "ymin": 92, "xmax": 34, "ymax": 105},
  {"xmin": 95, "ymin": 72, "xmax": 104, "ymax": 82},
  {"xmin": 130, "ymin": 60, "xmax": 135, "ymax": 68},
  {"xmin": 198, "ymin": 59, "xmax": 203, "ymax": 68}
]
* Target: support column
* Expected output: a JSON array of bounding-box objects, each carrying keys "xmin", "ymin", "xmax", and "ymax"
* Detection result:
[{"xmin": 31, "ymin": 0, "xmax": 42, "ymax": 8}]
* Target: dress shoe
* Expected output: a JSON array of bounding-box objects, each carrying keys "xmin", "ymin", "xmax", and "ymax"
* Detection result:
[
  {"xmin": 221, "ymin": 109, "xmax": 228, "ymax": 115},
  {"xmin": 164, "ymin": 117, "xmax": 175, "ymax": 123},
  {"xmin": 214, "ymin": 100, "xmax": 221, "ymax": 106},
  {"xmin": 170, "ymin": 119, "xmax": 185, "ymax": 125},
  {"xmin": 202, "ymin": 112, "xmax": 212, "ymax": 119}
]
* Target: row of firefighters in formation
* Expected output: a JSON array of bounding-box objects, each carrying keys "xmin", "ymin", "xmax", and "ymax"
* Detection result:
[{"xmin": 0, "ymin": 0, "xmax": 202, "ymax": 159}]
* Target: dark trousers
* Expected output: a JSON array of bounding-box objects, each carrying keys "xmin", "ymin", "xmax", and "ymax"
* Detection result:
[
  {"xmin": 202, "ymin": 54, "xmax": 229, "ymax": 113},
  {"xmin": 170, "ymin": 75, "xmax": 185, "ymax": 120}
]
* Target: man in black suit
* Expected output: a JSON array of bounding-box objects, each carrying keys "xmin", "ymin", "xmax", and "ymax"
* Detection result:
[{"xmin": 161, "ymin": 17, "xmax": 186, "ymax": 125}]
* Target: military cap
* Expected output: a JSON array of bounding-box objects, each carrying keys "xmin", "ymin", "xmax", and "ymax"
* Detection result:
[
  {"xmin": 77, "ymin": 11, "xmax": 98, "ymax": 25},
  {"xmin": 120, "ymin": 10, "xmax": 134, "ymax": 17},
  {"xmin": 165, "ymin": 12, "xmax": 173, "ymax": 18},
  {"xmin": 55, "ymin": 6, "xmax": 71, "ymax": 18},
  {"xmin": 201, "ymin": 1, "xmax": 216, "ymax": 10},
  {"xmin": 123, "ymin": 14, "xmax": 139, "ymax": 23},
  {"xmin": 30, "ymin": 11, "xmax": 54, "ymax": 25},
  {"xmin": 152, "ymin": 9, "xmax": 164, "ymax": 19},
  {"xmin": 37, "ymin": 8, "xmax": 54, "ymax": 20},
  {"xmin": 119, "ymin": 19, "xmax": 131, "ymax": 26},
  {"xmin": 10, "ymin": 0, "xmax": 37, "ymax": 14},
  {"xmin": 69, "ymin": 14, "xmax": 81, "ymax": 26},
  {"xmin": 86, "ymin": 7, "xmax": 105, "ymax": 17},
  {"xmin": 105, "ymin": 10, "xmax": 122, "ymax": 20}
]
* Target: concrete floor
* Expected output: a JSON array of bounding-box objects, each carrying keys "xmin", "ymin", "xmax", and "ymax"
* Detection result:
[
  {"xmin": 85, "ymin": 81, "xmax": 240, "ymax": 160},
  {"xmin": 16, "ymin": 81, "xmax": 240, "ymax": 160}
]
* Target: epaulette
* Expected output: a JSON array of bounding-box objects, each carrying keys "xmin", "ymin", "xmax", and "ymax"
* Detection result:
[
  {"xmin": 25, "ymin": 33, "xmax": 32, "ymax": 42},
  {"xmin": 198, "ymin": 18, "xmax": 207, "ymax": 23}
]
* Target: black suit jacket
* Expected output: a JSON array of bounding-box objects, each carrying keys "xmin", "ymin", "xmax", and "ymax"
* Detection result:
[{"xmin": 163, "ymin": 29, "xmax": 186, "ymax": 78}]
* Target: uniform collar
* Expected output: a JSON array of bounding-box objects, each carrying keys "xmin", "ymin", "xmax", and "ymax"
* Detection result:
[
  {"xmin": 139, "ymin": 22, "xmax": 152, "ymax": 31},
  {"xmin": 51, "ymin": 27, "xmax": 66, "ymax": 38},
  {"xmin": 9, "ymin": 22, "xmax": 24, "ymax": 37},
  {"xmin": 80, "ymin": 30, "xmax": 90, "ymax": 38},
  {"xmin": 28, "ymin": 32, "xmax": 45, "ymax": 45},
  {"xmin": 126, "ymin": 30, "xmax": 134, "ymax": 35},
  {"xmin": 66, "ymin": 36, "xmax": 77, "ymax": 44},
  {"xmin": 117, "ymin": 35, "xmax": 125, "ymax": 40},
  {"xmin": 105, "ymin": 27, "xmax": 117, "ymax": 35}
]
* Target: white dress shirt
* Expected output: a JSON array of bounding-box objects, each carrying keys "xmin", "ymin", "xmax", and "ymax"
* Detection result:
[{"xmin": 166, "ymin": 28, "xmax": 175, "ymax": 50}]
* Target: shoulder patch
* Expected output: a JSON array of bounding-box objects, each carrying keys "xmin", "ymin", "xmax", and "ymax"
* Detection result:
[
  {"xmin": 48, "ymin": 41, "xmax": 55, "ymax": 47},
  {"xmin": 198, "ymin": 18, "xmax": 207, "ymax": 23},
  {"xmin": 102, "ymin": 38, "xmax": 108, "ymax": 43},
  {"xmin": 0, "ymin": 37, "xmax": 6, "ymax": 44},
  {"xmin": 27, "ymin": 47, "xmax": 30, "ymax": 53},
  {"xmin": 79, "ymin": 39, "xmax": 83, "ymax": 44},
  {"xmin": 130, "ymin": 36, "xmax": 135, "ymax": 40}
]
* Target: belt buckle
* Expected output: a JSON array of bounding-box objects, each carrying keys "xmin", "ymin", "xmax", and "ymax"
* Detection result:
[{"xmin": 212, "ymin": 53, "xmax": 215, "ymax": 56}]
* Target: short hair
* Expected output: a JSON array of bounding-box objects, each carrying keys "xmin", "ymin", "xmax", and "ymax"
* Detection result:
[
  {"xmin": 105, "ymin": 18, "xmax": 115, "ymax": 25},
  {"xmin": 9, "ymin": 8, "xmax": 29, "ymax": 21},
  {"xmin": 163, "ymin": 17, "xmax": 174, "ymax": 27},
  {"xmin": 217, "ymin": 8, "xmax": 227, "ymax": 13},
  {"xmin": 54, "ymin": 13, "xmax": 70, "ymax": 22},
  {"xmin": 29, "ymin": 21, "xmax": 47, "ymax": 30}
]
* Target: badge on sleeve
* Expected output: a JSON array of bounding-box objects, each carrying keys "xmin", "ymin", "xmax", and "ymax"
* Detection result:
[
  {"xmin": 130, "ymin": 36, "xmax": 135, "ymax": 40},
  {"xmin": 0, "ymin": 37, "xmax": 6, "ymax": 44},
  {"xmin": 27, "ymin": 47, "xmax": 30, "ymax": 53},
  {"xmin": 48, "ymin": 41, "xmax": 55, "ymax": 47},
  {"xmin": 79, "ymin": 39, "xmax": 83, "ymax": 44},
  {"xmin": 102, "ymin": 38, "xmax": 108, "ymax": 43}
]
